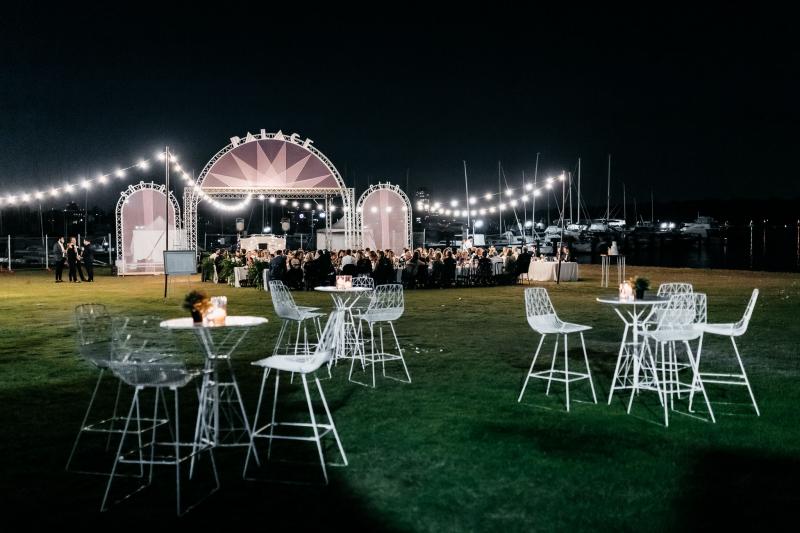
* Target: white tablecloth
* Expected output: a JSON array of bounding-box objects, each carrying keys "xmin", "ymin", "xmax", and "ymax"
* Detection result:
[
  {"xmin": 528, "ymin": 261, "xmax": 579, "ymax": 282},
  {"xmin": 233, "ymin": 266, "xmax": 249, "ymax": 287}
]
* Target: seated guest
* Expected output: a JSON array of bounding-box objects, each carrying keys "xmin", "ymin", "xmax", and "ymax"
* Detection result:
[
  {"xmin": 429, "ymin": 252, "xmax": 444, "ymax": 288},
  {"xmin": 285, "ymin": 252, "xmax": 303, "ymax": 289},
  {"xmin": 374, "ymin": 250, "xmax": 395, "ymax": 285},
  {"xmin": 402, "ymin": 251, "xmax": 421, "ymax": 289},
  {"xmin": 341, "ymin": 249, "xmax": 356, "ymax": 276},
  {"xmin": 355, "ymin": 251, "xmax": 372, "ymax": 276},
  {"xmin": 442, "ymin": 250, "xmax": 456, "ymax": 287},
  {"xmin": 269, "ymin": 249, "xmax": 287, "ymax": 281}
]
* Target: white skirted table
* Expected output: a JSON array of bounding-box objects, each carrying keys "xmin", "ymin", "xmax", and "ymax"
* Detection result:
[
  {"xmin": 232, "ymin": 267, "xmax": 249, "ymax": 287},
  {"xmin": 160, "ymin": 316, "xmax": 268, "ymax": 472},
  {"xmin": 528, "ymin": 261, "xmax": 579, "ymax": 282},
  {"xmin": 596, "ymin": 296, "xmax": 665, "ymax": 406},
  {"xmin": 600, "ymin": 255, "xmax": 626, "ymax": 287}
]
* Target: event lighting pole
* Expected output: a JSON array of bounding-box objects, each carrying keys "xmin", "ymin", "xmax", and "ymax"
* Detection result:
[
  {"xmin": 557, "ymin": 173, "xmax": 566, "ymax": 285},
  {"xmin": 164, "ymin": 146, "xmax": 170, "ymax": 299}
]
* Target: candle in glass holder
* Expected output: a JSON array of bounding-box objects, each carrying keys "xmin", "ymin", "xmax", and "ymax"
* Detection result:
[{"xmin": 619, "ymin": 281, "xmax": 634, "ymax": 302}]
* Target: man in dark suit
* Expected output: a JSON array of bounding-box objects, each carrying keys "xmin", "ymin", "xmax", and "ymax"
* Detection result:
[
  {"xmin": 53, "ymin": 236, "xmax": 66, "ymax": 282},
  {"xmin": 516, "ymin": 246, "xmax": 532, "ymax": 278},
  {"xmin": 269, "ymin": 249, "xmax": 286, "ymax": 282},
  {"xmin": 81, "ymin": 239, "xmax": 94, "ymax": 282}
]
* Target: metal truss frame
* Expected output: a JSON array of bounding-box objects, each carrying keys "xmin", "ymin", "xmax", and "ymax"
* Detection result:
[
  {"xmin": 184, "ymin": 131, "xmax": 356, "ymax": 250},
  {"xmin": 115, "ymin": 181, "xmax": 181, "ymax": 274},
  {"xmin": 355, "ymin": 182, "xmax": 412, "ymax": 250}
]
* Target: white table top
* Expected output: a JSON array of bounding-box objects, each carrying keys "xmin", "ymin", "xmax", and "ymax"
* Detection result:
[
  {"xmin": 160, "ymin": 316, "xmax": 268, "ymax": 329},
  {"xmin": 596, "ymin": 296, "xmax": 665, "ymax": 305},
  {"xmin": 314, "ymin": 286, "xmax": 372, "ymax": 293}
]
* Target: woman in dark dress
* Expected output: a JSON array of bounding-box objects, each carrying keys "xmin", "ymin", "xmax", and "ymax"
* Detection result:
[{"xmin": 66, "ymin": 238, "xmax": 79, "ymax": 282}]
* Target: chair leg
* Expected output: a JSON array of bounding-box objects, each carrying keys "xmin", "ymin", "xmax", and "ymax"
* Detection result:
[
  {"xmin": 580, "ymin": 332, "xmax": 597, "ymax": 404},
  {"xmin": 268, "ymin": 371, "xmax": 280, "ymax": 459},
  {"xmin": 174, "ymin": 388, "xmax": 182, "ymax": 516},
  {"xmin": 689, "ymin": 334, "xmax": 701, "ymax": 413},
  {"xmin": 564, "ymin": 334, "xmax": 570, "ymax": 412},
  {"xmin": 685, "ymin": 340, "xmax": 715, "ymax": 423},
  {"xmin": 545, "ymin": 334, "xmax": 559, "ymax": 395},
  {"xmin": 149, "ymin": 388, "xmax": 160, "ymax": 484},
  {"xmin": 651, "ymin": 344, "xmax": 668, "ymax": 427},
  {"xmin": 315, "ymin": 377, "xmax": 347, "ymax": 466},
  {"xmin": 389, "ymin": 322, "xmax": 412, "ymax": 384},
  {"xmin": 66, "ymin": 369, "xmax": 105, "ymax": 472},
  {"xmin": 608, "ymin": 323, "xmax": 630, "ymax": 404},
  {"xmin": 301, "ymin": 375, "xmax": 328, "ymax": 484},
  {"xmin": 732, "ymin": 337, "xmax": 760, "ymax": 416},
  {"xmin": 244, "ymin": 368, "xmax": 270, "ymax": 477},
  {"xmin": 105, "ymin": 379, "xmax": 123, "ymax": 451},
  {"xmin": 101, "ymin": 388, "xmax": 139, "ymax": 512},
  {"xmin": 518, "ymin": 334, "xmax": 545, "ymax": 402}
]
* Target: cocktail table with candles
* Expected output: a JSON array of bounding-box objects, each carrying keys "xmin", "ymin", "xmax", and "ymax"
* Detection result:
[
  {"xmin": 160, "ymin": 314, "xmax": 268, "ymax": 473},
  {"xmin": 314, "ymin": 286, "xmax": 371, "ymax": 363},
  {"xmin": 596, "ymin": 295, "xmax": 666, "ymax": 405}
]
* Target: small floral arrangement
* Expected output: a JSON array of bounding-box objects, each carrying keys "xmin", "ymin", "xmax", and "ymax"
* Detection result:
[
  {"xmin": 631, "ymin": 276, "xmax": 650, "ymax": 291},
  {"xmin": 183, "ymin": 290, "xmax": 211, "ymax": 322}
]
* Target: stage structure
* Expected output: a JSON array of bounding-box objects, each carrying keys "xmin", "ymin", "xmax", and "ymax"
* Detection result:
[
  {"xmin": 115, "ymin": 181, "xmax": 182, "ymax": 275},
  {"xmin": 356, "ymin": 182, "xmax": 412, "ymax": 253},
  {"xmin": 185, "ymin": 130, "xmax": 355, "ymax": 250}
]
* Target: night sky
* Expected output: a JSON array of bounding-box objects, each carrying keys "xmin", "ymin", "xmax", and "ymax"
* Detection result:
[{"xmin": 1, "ymin": 6, "xmax": 796, "ymax": 215}]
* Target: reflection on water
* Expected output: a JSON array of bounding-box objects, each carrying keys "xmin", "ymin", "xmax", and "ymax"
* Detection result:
[{"xmin": 579, "ymin": 223, "xmax": 800, "ymax": 273}]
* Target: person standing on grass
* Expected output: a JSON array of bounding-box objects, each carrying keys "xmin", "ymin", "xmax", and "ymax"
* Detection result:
[
  {"xmin": 53, "ymin": 236, "xmax": 66, "ymax": 282},
  {"xmin": 81, "ymin": 238, "xmax": 94, "ymax": 282},
  {"xmin": 66, "ymin": 237, "xmax": 80, "ymax": 282}
]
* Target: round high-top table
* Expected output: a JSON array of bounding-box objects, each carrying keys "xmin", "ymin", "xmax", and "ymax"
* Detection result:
[
  {"xmin": 160, "ymin": 316, "xmax": 267, "ymax": 473},
  {"xmin": 314, "ymin": 286, "xmax": 371, "ymax": 362},
  {"xmin": 596, "ymin": 296, "xmax": 665, "ymax": 405}
]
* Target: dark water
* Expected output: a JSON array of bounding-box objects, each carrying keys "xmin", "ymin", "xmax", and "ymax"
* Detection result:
[
  {"xmin": 3, "ymin": 224, "xmax": 799, "ymax": 273},
  {"xmin": 576, "ymin": 225, "xmax": 800, "ymax": 273}
]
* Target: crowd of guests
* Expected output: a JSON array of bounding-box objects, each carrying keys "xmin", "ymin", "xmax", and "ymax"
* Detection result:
[{"xmin": 207, "ymin": 243, "xmax": 573, "ymax": 290}]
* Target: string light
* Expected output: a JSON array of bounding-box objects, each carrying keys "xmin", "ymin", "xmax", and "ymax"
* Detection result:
[{"xmin": 415, "ymin": 173, "xmax": 566, "ymax": 219}]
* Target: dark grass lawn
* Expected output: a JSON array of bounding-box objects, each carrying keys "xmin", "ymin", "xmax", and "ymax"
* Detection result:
[{"xmin": 1, "ymin": 265, "xmax": 798, "ymax": 530}]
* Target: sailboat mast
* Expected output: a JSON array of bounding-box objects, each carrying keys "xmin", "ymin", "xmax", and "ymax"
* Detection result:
[
  {"xmin": 623, "ymin": 182, "xmax": 626, "ymax": 224},
  {"xmin": 650, "ymin": 189, "xmax": 654, "ymax": 223},
  {"xmin": 498, "ymin": 161, "xmax": 502, "ymax": 234},
  {"xmin": 577, "ymin": 157, "xmax": 581, "ymax": 224},
  {"xmin": 532, "ymin": 153, "xmax": 539, "ymax": 237},
  {"xmin": 606, "ymin": 154, "xmax": 611, "ymax": 221},
  {"xmin": 569, "ymin": 172, "xmax": 573, "ymax": 224},
  {"xmin": 463, "ymin": 161, "xmax": 471, "ymax": 233},
  {"xmin": 522, "ymin": 170, "xmax": 527, "ymax": 235}
]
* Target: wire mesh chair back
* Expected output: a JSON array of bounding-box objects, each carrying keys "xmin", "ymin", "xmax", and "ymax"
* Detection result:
[
  {"xmin": 732, "ymin": 288, "xmax": 759, "ymax": 335},
  {"xmin": 657, "ymin": 283, "xmax": 694, "ymax": 297},
  {"xmin": 693, "ymin": 293, "xmax": 708, "ymax": 324},
  {"xmin": 352, "ymin": 276, "xmax": 375, "ymax": 289},
  {"xmin": 654, "ymin": 293, "xmax": 696, "ymax": 331},
  {"xmin": 74, "ymin": 304, "xmax": 115, "ymax": 366},
  {"xmin": 364, "ymin": 284, "xmax": 404, "ymax": 322},
  {"xmin": 524, "ymin": 287, "xmax": 562, "ymax": 333},
  {"xmin": 269, "ymin": 280, "xmax": 302, "ymax": 321},
  {"xmin": 306, "ymin": 312, "xmax": 343, "ymax": 370},
  {"xmin": 108, "ymin": 316, "xmax": 195, "ymax": 388}
]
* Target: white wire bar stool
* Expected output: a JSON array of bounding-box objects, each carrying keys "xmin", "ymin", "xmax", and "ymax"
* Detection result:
[
  {"xmin": 692, "ymin": 288, "xmax": 761, "ymax": 416},
  {"xmin": 270, "ymin": 280, "xmax": 323, "ymax": 357},
  {"xmin": 101, "ymin": 317, "xmax": 218, "ymax": 516},
  {"xmin": 67, "ymin": 305, "xmax": 169, "ymax": 475},
  {"xmin": 638, "ymin": 293, "xmax": 715, "ymax": 427},
  {"xmin": 245, "ymin": 312, "xmax": 348, "ymax": 484},
  {"xmin": 349, "ymin": 284, "xmax": 411, "ymax": 388},
  {"xmin": 518, "ymin": 288, "xmax": 597, "ymax": 412}
]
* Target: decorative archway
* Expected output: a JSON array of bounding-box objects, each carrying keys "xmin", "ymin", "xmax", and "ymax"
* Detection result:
[
  {"xmin": 356, "ymin": 182, "xmax": 412, "ymax": 253},
  {"xmin": 185, "ymin": 130, "xmax": 355, "ymax": 250},
  {"xmin": 115, "ymin": 181, "xmax": 182, "ymax": 275}
]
